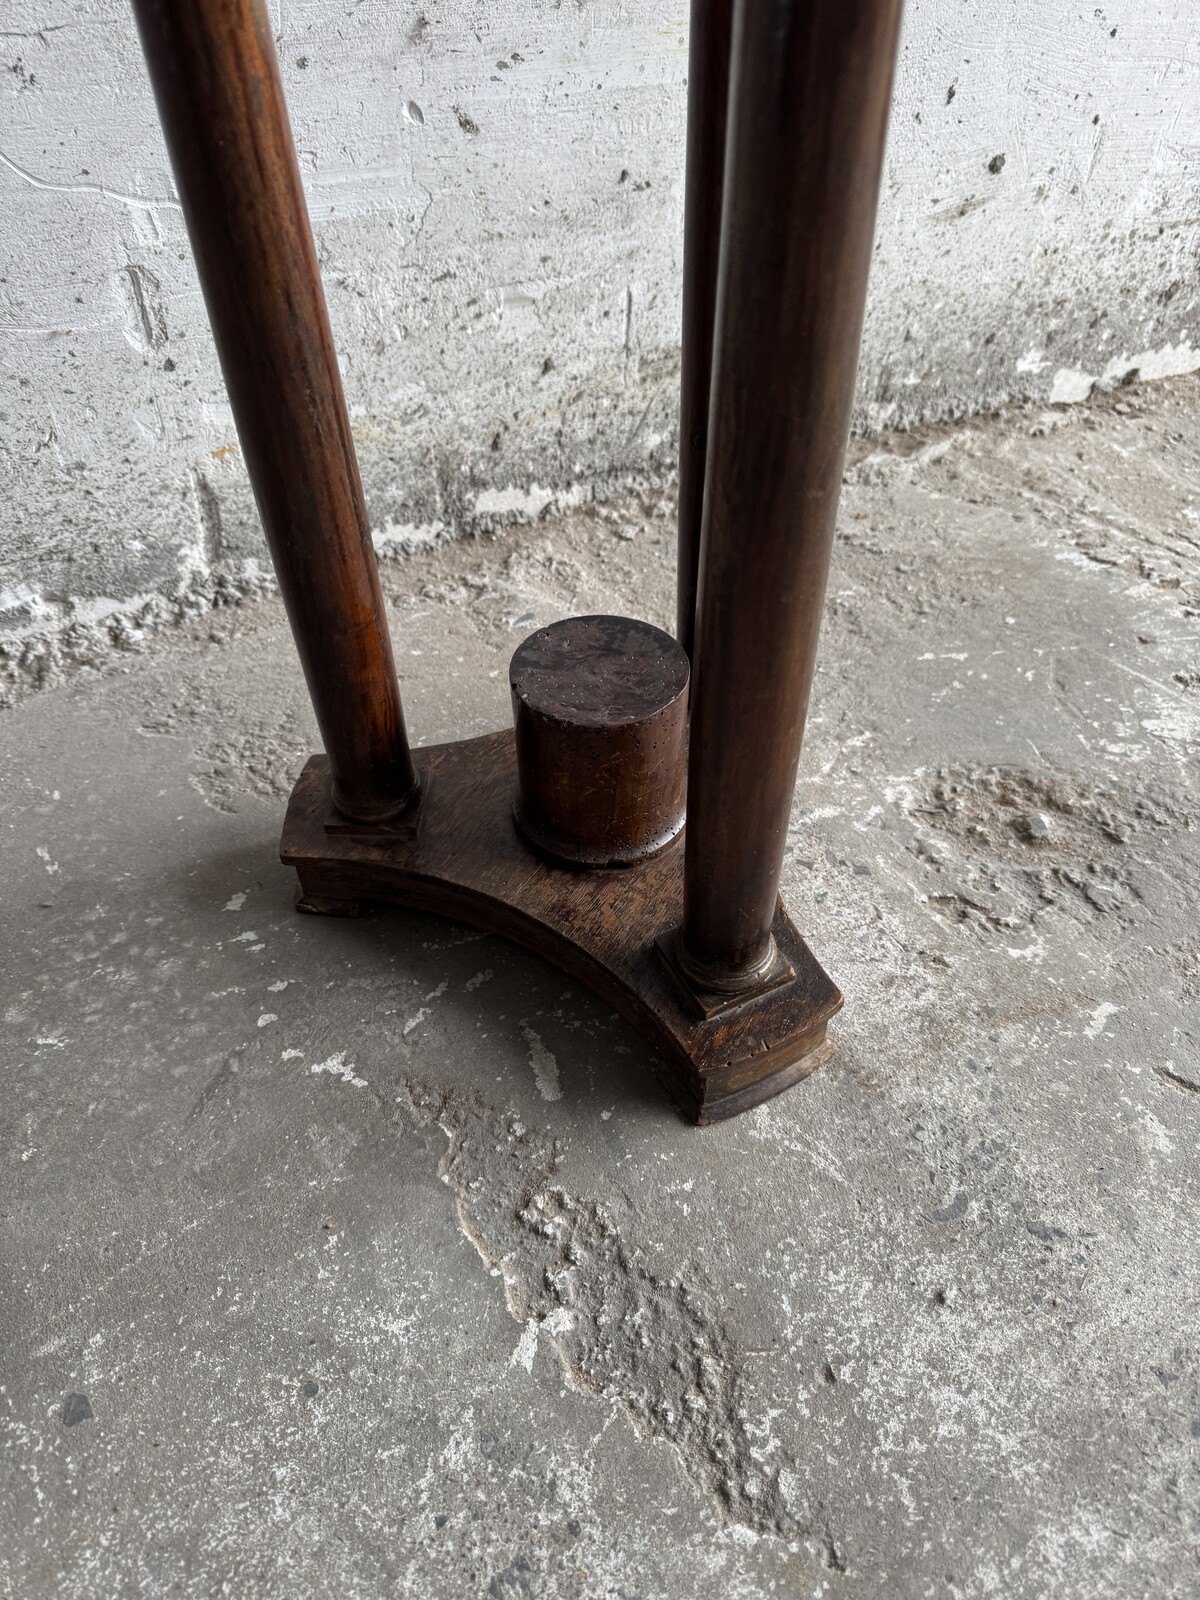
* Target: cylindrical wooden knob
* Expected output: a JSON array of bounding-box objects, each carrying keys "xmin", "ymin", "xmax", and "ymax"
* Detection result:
[{"xmin": 510, "ymin": 615, "xmax": 689, "ymax": 868}]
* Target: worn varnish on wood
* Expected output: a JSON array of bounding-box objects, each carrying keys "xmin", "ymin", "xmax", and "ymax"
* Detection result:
[
  {"xmin": 282, "ymin": 733, "xmax": 842, "ymax": 1124},
  {"xmin": 510, "ymin": 616, "xmax": 689, "ymax": 868},
  {"xmin": 680, "ymin": 0, "xmax": 905, "ymax": 988},
  {"xmin": 135, "ymin": 0, "xmax": 903, "ymax": 1122},
  {"xmin": 131, "ymin": 0, "xmax": 417, "ymax": 826}
]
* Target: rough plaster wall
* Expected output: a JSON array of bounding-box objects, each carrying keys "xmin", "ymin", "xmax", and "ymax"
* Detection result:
[{"xmin": 2, "ymin": 0, "xmax": 1198, "ymax": 682}]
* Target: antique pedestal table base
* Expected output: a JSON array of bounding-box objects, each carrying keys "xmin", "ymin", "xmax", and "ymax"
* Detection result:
[
  {"xmin": 133, "ymin": 0, "xmax": 902, "ymax": 1121},
  {"xmin": 282, "ymin": 733, "xmax": 842, "ymax": 1124}
]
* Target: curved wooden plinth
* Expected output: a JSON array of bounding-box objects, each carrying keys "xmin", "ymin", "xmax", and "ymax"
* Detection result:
[{"xmin": 280, "ymin": 731, "xmax": 842, "ymax": 1123}]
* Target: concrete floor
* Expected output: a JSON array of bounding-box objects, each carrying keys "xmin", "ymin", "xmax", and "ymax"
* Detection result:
[{"xmin": 3, "ymin": 378, "xmax": 1199, "ymax": 1599}]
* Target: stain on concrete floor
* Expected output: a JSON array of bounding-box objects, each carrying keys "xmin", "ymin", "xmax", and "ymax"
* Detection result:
[{"xmin": 2, "ymin": 379, "xmax": 1199, "ymax": 1597}]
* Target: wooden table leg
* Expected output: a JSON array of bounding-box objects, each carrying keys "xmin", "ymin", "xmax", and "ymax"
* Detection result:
[
  {"xmin": 133, "ymin": 0, "xmax": 900, "ymax": 1120},
  {"xmin": 680, "ymin": 0, "xmax": 904, "ymax": 990},
  {"xmin": 676, "ymin": 0, "xmax": 736, "ymax": 662},
  {"xmin": 132, "ymin": 0, "xmax": 417, "ymax": 825}
]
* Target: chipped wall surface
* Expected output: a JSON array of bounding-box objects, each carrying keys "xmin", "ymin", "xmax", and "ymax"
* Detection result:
[{"xmin": 2, "ymin": 0, "xmax": 1199, "ymax": 682}]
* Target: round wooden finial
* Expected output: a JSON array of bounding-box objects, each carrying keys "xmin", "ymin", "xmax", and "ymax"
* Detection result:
[{"xmin": 509, "ymin": 615, "xmax": 690, "ymax": 868}]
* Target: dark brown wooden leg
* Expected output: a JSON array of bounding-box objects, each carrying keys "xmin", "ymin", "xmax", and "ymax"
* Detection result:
[
  {"xmin": 676, "ymin": 0, "xmax": 736, "ymax": 661},
  {"xmin": 132, "ymin": 0, "xmax": 417, "ymax": 825},
  {"xmin": 133, "ymin": 0, "xmax": 897, "ymax": 1123},
  {"xmin": 680, "ymin": 0, "xmax": 903, "ymax": 989}
]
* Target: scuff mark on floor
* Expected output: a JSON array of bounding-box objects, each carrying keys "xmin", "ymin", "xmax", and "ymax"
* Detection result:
[{"xmin": 521, "ymin": 1025, "xmax": 563, "ymax": 1102}]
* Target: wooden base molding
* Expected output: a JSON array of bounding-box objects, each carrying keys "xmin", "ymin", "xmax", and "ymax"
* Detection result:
[{"xmin": 281, "ymin": 731, "xmax": 842, "ymax": 1124}]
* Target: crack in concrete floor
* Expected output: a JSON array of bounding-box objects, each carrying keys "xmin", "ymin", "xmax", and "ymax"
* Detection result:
[
  {"xmin": 3, "ymin": 377, "xmax": 1200, "ymax": 1597},
  {"xmin": 401, "ymin": 1078, "xmax": 825, "ymax": 1544}
]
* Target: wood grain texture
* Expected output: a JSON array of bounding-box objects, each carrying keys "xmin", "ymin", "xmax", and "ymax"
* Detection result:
[
  {"xmin": 676, "ymin": 0, "xmax": 736, "ymax": 661},
  {"xmin": 281, "ymin": 731, "xmax": 842, "ymax": 1124},
  {"xmin": 510, "ymin": 616, "xmax": 689, "ymax": 867},
  {"xmin": 132, "ymin": 0, "xmax": 417, "ymax": 824},
  {"xmin": 683, "ymin": 0, "xmax": 904, "ymax": 981}
]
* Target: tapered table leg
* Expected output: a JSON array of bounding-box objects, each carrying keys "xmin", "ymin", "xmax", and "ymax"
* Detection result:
[
  {"xmin": 681, "ymin": 0, "xmax": 903, "ymax": 988},
  {"xmin": 132, "ymin": 0, "xmax": 417, "ymax": 825},
  {"xmin": 676, "ymin": 0, "xmax": 736, "ymax": 662}
]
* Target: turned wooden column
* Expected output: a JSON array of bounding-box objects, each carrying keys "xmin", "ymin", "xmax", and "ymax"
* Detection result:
[
  {"xmin": 680, "ymin": 0, "xmax": 903, "ymax": 989},
  {"xmin": 676, "ymin": 0, "xmax": 735, "ymax": 662},
  {"xmin": 510, "ymin": 616, "xmax": 690, "ymax": 867},
  {"xmin": 132, "ymin": 0, "xmax": 417, "ymax": 824}
]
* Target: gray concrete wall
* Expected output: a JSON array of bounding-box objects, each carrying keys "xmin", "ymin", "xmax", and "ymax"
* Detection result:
[{"xmin": 2, "ymin": 0, "xmax": 1199, "ymax": 694}]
